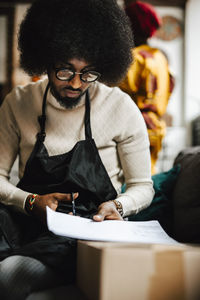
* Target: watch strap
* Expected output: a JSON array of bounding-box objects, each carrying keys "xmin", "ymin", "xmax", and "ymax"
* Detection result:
[{"xmin": 113, "ymin": 200, "xmax": 123, "ymax": 216}]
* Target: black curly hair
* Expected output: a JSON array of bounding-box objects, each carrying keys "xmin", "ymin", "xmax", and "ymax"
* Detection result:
[{"xmin": 18, "ymin": 0, "xmax": 134, "ymax": 85}]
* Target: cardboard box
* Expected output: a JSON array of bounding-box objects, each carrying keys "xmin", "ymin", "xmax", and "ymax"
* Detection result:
[{"xmin": 76, "ymin": 241, "xmax": 200, "ymax": 300}]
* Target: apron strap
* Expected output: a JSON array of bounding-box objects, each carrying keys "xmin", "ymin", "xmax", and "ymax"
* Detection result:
[
  {"xmin": 84, "ymin": 90, "xmax": 92, "ymax": 139},
  {"xmin": 37, "ymin": 82, "xmax": 49, "ymax": 142}
]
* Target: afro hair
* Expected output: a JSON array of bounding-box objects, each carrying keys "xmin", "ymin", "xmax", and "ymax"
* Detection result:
[{"xmin": 18, "ymin": 0, "xmax": 134, "ymax": 85}]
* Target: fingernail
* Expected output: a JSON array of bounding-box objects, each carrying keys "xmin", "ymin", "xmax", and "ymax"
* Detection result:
[
  {"xmin": 93, "ymin": 214, "xmax": 102, "ymax": 221},
  {"xmin": 96, "ymin": 215, "xmax": 101, "ymax": 219}
]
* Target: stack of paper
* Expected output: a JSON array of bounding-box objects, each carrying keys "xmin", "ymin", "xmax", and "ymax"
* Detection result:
[{"xmin": 47, "ymin": 207, "xmax": 179, "ymax": 245}]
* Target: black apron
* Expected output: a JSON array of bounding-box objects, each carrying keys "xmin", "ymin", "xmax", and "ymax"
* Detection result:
[{"xmin": 0, "ymin": 82, "xmax": 117, "ymax": 278}]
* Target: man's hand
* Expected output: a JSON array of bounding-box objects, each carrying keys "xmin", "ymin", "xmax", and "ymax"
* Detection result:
[
  {"xmin": 93, "ymin": 201, "xmax": 123, "ymax": 222},
  {"xmin": 26, "ymin": 192, "xmax": 79, "ymax": 222}
]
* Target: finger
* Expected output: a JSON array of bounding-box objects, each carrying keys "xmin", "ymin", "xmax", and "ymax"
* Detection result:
[
  {"xmin": 54, "ymin": 192, "xmax": 79, "ymax": 202},
  {"xmin": 49, "ymin": 202, "xmax": 58, "ymax": 211},
  {"xmin": 73, "ymin": 192, "xmax": 79, "ymax": 199},
  {"xmin": 93, "ymin": 203, "xmax": 123, "ymax": 221},
  {"xmin": 68, "ymin": 212, "xmax": 80, "ymax": 217},
  {"xmin": 93, "ymin": 207, "xmax": 108, "ymax": 222},
  {"xmin": 93, "ymin": 214, "xmax": 104, "ymax": 222},
  {"xmin": 52, "ymin": 193, "xmax": 71, "ymax": 201},
  {"xmin": 103, "ymin": 213, "xmax": 123, "ymax": 221}
]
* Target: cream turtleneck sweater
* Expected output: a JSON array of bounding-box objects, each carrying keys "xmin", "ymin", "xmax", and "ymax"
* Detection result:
[{"xmin": 0, "ymin": 78, "xmax": 154, "ymax": 217}]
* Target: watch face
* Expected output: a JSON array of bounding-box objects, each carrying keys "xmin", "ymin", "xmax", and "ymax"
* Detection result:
[{"xmin": 155, "ymin": 15, "xmax": 183, "ymax": 41}]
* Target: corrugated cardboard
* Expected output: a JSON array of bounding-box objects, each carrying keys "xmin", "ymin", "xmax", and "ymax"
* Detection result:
[{"xmin": 76, "ymin": 241, "xmax": 200, "ymax": 300}]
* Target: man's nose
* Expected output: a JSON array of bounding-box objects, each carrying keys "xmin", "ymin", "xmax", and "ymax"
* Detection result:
[{"xmin": 69, "ymin": 74, "xmax": 82, "ymax": 89}]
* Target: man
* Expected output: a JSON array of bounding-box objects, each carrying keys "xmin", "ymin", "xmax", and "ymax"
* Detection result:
[
  {"xmin": 0, "ymin": 0, "xmax": 154, "ymax": 298},
  {"xmin": 119, "ymin": 1, "xmax": 175, "ymax": 174}
]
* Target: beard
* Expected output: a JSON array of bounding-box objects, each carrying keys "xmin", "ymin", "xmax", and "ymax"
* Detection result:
[{"xmin": 50, "ymin": 83, "xmax": 87, "ymax": 109}]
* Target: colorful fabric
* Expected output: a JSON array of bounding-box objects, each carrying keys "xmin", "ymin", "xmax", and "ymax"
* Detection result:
[
  {"xmin": 125, "ymin": 1, "xmax": 161, "ymax": 39},
  {"xmin": 119, "ymin": 45, "xmax": 174, "ymax": 174}
]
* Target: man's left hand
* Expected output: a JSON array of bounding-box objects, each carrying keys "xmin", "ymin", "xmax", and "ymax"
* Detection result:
[{"xmin": 93, "ymin": 201, "xmax": 123, "ymax": 222}]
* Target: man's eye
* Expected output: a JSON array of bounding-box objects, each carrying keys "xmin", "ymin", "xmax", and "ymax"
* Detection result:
[
  {"xmin": 60, "ymin": 69, "xmax": 73, "ymax": 75},
  {"xmin": 57, "ymin": 69, "xmax": 73, "ymax": 79},
  {"xmin": 82, "ymin": 71, "xmax": 99, "ymax": 82}
]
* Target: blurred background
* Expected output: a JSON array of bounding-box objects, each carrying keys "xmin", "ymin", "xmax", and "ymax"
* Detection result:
[{"xmin": 0, "ymin": 0, "xmax": 200, "ymax": 174}]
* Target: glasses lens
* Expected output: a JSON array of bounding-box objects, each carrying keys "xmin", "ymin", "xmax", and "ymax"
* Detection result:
[
  {"xmin": 56, "ymin": 69, "xmax": 74, "ymax": 81},
  {"xmin": 81, "ymin": 71, "xmax": 100, "ymax": 82}
]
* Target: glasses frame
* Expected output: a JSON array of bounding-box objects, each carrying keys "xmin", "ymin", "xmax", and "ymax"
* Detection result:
[{"xmin": 55, "ymin": 68, "xmax": 101, "ymax": 83}]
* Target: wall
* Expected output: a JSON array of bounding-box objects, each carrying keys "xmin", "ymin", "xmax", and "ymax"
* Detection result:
[
  {"xmin": 155, "ymin": 0, "xmax": 200, "ymax": 172},
  {"xmin": 149, "ymin": 6, "xmax": 184, "ymax": 128},
  {"xmin": 12, "ymin": 4, "xmax": 31, "ymax": 86},
  {"xmin": 184, "ymin": 0, "xmax": 200, "ymax": 144},
  {"xmin": 148, "ymin": 6, "xmax": 186, "ymax": 172}
]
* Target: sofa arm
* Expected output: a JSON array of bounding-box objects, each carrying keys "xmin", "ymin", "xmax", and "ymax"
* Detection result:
[{"xmin": 172, "ymin": 146, "xmax": 200, "ymax": 243}]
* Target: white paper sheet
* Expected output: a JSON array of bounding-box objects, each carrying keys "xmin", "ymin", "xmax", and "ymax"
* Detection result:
[{"xmin": 47, "ymin": 207, "xmax": 179, "ymax": 245}]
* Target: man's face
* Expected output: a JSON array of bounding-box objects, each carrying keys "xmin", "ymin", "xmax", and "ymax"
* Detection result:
[{"xmin": 48, "ymin": 58, "xmax": 95, "ymax": 109}]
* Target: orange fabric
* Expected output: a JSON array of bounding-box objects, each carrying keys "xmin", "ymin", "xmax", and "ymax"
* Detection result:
[{"xmin": 119, "ymin": 45, "xmax": 174, "ymax": 174}]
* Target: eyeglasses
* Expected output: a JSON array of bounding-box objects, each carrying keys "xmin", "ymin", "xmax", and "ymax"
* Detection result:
[{"xmin": 55, "ymin": 68, "xmax": 101, "ymax": 83}]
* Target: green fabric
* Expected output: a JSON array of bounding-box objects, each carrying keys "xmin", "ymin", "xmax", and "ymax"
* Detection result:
[{"xmin": 128, "ymin": 164, "xmax": 181, "ymax": 235}]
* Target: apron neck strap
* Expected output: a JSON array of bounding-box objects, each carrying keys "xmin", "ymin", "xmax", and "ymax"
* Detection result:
[
  {"xmin": 85, "ymin": 89, "xmax": 92, "ymax": 139},
  {"xmin": 37, "ymin": 82, "xmax": 92, "ymax": 142},
  {"xmin": 37, "ymin": 82, "xmax": 49, "ymax": 142}
]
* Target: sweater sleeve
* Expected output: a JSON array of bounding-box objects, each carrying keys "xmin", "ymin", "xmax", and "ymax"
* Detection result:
[
  {"xmin": 113, "ymin": 93, "xmax": 155, "ymax": 217},
  {"xmin": 0, "ymin": 94, "xmax": 29, "ymax": 212}
]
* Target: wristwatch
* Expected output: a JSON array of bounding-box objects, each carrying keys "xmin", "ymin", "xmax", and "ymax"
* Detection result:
[{"xmin": 113, "ymin": 200, "xmax": 123, "ymax": 216}]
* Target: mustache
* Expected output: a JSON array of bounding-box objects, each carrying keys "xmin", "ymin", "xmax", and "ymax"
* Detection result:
[{"xmin": 63, "ymin": 86, "xmax": 82, "ymax": 92}]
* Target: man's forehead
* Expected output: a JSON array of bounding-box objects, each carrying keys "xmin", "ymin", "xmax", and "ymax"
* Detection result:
[{"xmin": 55, "ymin": 58, "xmax": 93, "ymax": 70}]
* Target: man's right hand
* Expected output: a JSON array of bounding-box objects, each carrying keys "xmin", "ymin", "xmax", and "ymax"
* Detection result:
[{"xmin": 25, "ymin": 192, "xmax": 79, "ymax": 223}]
